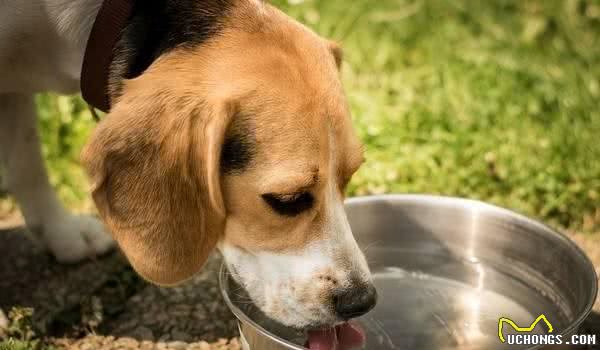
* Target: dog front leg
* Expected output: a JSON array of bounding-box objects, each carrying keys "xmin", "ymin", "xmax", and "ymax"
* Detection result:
[{"xmin": 0, "ymin": 93, "xmax": 113, "ymax": 262}]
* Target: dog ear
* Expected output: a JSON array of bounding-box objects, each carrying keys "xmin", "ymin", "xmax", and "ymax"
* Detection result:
[
  {"xmin": 81, "ymin": 76, "xmax": 232, "ymax": 286},
  {"xmin": 328, "ymin": 41, "xmax": 344, "ymax": 69}
]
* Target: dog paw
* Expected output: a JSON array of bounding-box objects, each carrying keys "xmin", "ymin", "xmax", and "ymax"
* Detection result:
[{"xmin": 41, "ymin": 214, "xmax": 114, "ymax": 263}]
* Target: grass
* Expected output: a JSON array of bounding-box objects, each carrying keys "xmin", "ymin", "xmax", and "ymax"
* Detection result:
[
  {"xmin": 3, "ymin": 0, "xmax": 599, "ymax": 232},
  {"xmin": 0, "ymin": 308, "xmax": 58, "ymax": 350}
]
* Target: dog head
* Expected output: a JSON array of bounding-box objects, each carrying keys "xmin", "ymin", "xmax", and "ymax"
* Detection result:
[{"xmin": 82, "ymin": 0, "xmax": 375, "ymax": 328}]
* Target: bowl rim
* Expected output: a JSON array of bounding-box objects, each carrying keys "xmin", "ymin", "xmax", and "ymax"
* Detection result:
[
  {"xmin": 219, "ymin": 194, "xmax": 598, "ymax": 350},
  {"xmin": 219, "ymin": 264, "xmax": 307, "ymax": 350}
]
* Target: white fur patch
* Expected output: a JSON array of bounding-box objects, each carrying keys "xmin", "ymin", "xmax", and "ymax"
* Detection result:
[
  {"xmin": 218, "ymin": 128, "xmax": 371, "ymax": 327},
  {"xmin": 0, "ymin": 0, "xmax": 100, "ymax": 94},
  {"xmin": 219, "ymin": 178, "xmax": 371, "ymax": 327}
]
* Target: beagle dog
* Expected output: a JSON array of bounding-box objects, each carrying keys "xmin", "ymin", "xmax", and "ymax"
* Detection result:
[{"xmin": 0, "ymin": 0, "xmax": 376, "ymax": 331}]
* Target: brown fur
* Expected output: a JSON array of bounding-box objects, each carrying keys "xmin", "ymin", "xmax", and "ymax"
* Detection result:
[{"xmin": 82, "ymin": 0, "xmax": 364, "ymax": 286}]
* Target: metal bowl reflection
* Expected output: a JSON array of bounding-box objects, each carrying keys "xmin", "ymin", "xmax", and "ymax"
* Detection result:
[{"xmin": 220, "ymin": 195, "xmax": 598, "ymax": 350}]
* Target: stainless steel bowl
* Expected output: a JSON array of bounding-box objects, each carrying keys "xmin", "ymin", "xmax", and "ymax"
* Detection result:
[{"xmin": 220, "ymin": 195, "xmax": 598, "ymax": 350}]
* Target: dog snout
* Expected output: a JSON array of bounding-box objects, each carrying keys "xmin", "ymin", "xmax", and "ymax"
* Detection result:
[{"xmin": 333, "ymin": 281, "xmax": 377, "ymax": 320}]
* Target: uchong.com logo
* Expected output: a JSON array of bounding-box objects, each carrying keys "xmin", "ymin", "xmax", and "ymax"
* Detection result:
[{"xmin": 498, "ymin": 314, "xmax": 597, "ymax": 346}]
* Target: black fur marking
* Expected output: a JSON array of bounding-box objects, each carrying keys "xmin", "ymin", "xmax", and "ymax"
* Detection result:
[
  {"xmin": 109, "ymin": 0, "xmax": 235, "ymax": 99},
  {"xmin": 220, "ymin": 115, "xmax": 256, "ymax": 175}
]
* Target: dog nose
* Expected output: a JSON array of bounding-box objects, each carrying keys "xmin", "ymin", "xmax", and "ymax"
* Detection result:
[{"xmin": 334, "ymin": 283, "xmax": 378, "ymax": 320}]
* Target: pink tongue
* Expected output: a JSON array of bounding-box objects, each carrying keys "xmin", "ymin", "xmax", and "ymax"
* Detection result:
[
  {"xmin": 306, "ymin": 328, "xmax": 337, "ymax": 350},
  {"xmin": 336, "ymin": 322, "xmax": 366, "ymax": 348},
  {"xmin": 306, "ymin": 322, "xmax": 365, "ymax": 350}
]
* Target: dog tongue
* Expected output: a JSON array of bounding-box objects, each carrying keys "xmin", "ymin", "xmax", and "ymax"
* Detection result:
[
  {"xmin": 336, "ymin": 322, "xmax": 366, "ymax": 348},
  {"xmin": 306, "ymin": 328, "xmax": 337, "ymax": 350},
  {"xmin": 306, "ymin": 322, "xmax": 365, "ymax": 350}
]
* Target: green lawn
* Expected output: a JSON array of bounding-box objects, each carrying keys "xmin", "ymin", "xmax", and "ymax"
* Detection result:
[{"xmin": 27, "ymin": 0, "xmax": 600, "ymax": 232}]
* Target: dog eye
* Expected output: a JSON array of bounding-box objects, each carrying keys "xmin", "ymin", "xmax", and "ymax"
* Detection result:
[{"xmin": 261, "ymin": 192, "xmax": 314, "ymax": 216}]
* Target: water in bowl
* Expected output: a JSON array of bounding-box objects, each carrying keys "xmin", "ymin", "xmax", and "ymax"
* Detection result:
[
  {"xmin": 234, "ymin": 249, "xmax": 570, "ymax": 350},
  {"xmin": 359, "ymin": 267, "xmax": 547, "ymax": 349}
]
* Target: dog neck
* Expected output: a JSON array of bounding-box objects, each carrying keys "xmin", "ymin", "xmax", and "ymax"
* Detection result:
[{"xmin": 81, "ymin": 0, "xmax": 237, "ymax": 112}]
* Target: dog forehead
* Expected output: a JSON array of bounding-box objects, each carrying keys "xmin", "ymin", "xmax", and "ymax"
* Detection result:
[
  {"xmin": 139, "ymin": 1, "xmax": 345, "ymax": 107},
  {"xmin": 133, "ymin": 1, "xmax": 359, "ymax": 166}
]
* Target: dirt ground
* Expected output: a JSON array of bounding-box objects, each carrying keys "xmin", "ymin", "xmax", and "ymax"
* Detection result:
[
  {"xmin": 0, "ymin": 218, "xmax": 599, "ymax": 350},
  {"xmin": 0, "ymin": 220, "xmax": 240, "ymax": 349}
]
